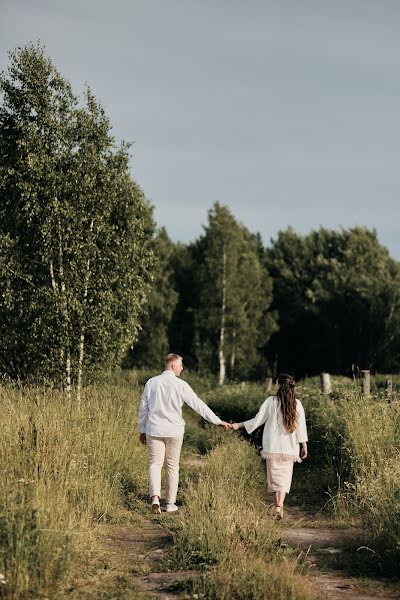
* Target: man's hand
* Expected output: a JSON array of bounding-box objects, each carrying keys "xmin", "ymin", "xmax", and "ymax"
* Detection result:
[
  {"xmin": 139, "ymin": 433, "xmax": 147, "ymax": 445},
  {"xmin": 218, "ymin": 421, "xmax": 231, "ymax": 430}
]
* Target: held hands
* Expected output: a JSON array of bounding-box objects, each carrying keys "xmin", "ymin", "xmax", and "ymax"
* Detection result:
[
  {"xmin": 230, "ymin": 422, "xmax": 243, "ymax": 431},
  {"xmin": 218, "ymin": 422, "xmax": 243, "ymax": 431}
]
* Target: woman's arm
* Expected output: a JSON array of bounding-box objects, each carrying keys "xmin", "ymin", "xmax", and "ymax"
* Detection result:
[
  {"xmin": 231, "ymin": 397, "xmax": 271, "ymax": 433},
  {"xmin": 296, "ymin": 401, "xmax": 308, "ymax": 444}
]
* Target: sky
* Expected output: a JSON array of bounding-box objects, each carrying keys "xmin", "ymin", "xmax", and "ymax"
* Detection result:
[{"xmin": 1, "ymin": 0, "xmax": 400, "ymax": 257}]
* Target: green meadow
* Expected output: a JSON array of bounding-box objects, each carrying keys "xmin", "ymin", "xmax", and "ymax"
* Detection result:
[{"xmin": 0, "ymin": 373, "xmax": 399, "ymax": 598}]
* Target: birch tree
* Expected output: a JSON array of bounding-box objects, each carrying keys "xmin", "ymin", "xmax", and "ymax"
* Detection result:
[
  {"xmin": 0, "ymin": 44, "xmax": 155, "ymax": 391},
  {"xmin": 193, "ymin": 203, "xmax": 276, "ymax": 383}
]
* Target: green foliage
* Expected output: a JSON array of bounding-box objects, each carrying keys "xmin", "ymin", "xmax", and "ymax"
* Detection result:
[
  {"xmin": 168, "ymin": 241, "xmax": 198, "ymax": 365},
  {"xmin": 266, "ymin": 227, "xmax": 400, "ymax": 375},
  {"xmin": 122, "ymin": 227, "xmax": 178, "ymax": 369},
  {"xmin": 203, "ymin": 382, "xmax": 266, "ymax": 422},
  {"xmin": 0, "ymin": 43, "xmax": 155, "ymax": 385}
]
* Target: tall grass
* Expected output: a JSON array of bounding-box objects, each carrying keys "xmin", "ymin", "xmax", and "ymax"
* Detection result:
[
  {"xmin": 201, "ymin": 378, "xmax": 400, "ymax": 575},
  {"xmin": 299, "ymin": 380, "xmax": 400, "ymax": 574},
  {"xmin": 0, "ymin": 382, "xmax": 147, "ymax": 599},
  {"xmin": 173, "ymin": 437, "xmax": 315, "ymax": 600}
]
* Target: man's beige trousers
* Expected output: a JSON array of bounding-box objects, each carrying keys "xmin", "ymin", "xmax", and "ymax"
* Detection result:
[{"xmin": 146, "ymin": 435, "xmax": 184, "ymax": 504}]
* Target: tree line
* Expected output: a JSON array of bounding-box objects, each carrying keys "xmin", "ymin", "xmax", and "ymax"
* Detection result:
[
  {"xmin": 2, "ymin": 45, "xmax": 400, "ymax": 388},
  {"xmin": 125, "ymin": 205, "xmax": 400, "ymax": 382}
]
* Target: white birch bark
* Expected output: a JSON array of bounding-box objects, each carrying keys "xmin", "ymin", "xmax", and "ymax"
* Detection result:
[
  {"xmin": 230, "ymin": 330, "xmax": 236, "ymax": 374},
  {"xmin": 218, "ymin": 247, "xmax": 227, "ymax": 386},
  {"xmin": 76, "ymin": 219, "xmax": 94, "ymax": 404},
  {"xmin": 65, "ymin": 352, "xmax": 71, "ymax": 394},
  {"xmin": 49, "ymin": 259, "xmax": 57, "ymax": 291},
  {"xmin": 56, "ymin": 208, "xmax": 71, "ymax": 395},
  {"xmin": 50, "ymin": 259, "xmax": 65, "ymax": 371}
]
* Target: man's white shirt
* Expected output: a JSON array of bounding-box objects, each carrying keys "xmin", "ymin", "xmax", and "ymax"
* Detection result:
[{"xmin": 138, "ymin": 370, "xmax": 222, "ymax": 437}]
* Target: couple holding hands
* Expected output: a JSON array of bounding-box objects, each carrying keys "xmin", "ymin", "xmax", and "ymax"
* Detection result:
[{"xmin": 138, "ymin": 353, "xmax": 308, "ymax": 518}]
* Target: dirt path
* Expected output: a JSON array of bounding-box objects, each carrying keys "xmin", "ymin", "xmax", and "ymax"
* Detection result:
[
  {"xmin": 83, "ymin": 456, "xmax": 398, "ymax": 600},
  {"xmin": 280, "ymin": 506, "xmax": 400, "ymax": 600},
  {"xmin": 103, "ymin": 518, "xmax": 195, "ymax": 599}
]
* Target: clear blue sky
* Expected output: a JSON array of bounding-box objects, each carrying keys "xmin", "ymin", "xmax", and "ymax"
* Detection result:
[{"xmin": 1, "ymin": 0, "xmax": 400, "ymax": 257}]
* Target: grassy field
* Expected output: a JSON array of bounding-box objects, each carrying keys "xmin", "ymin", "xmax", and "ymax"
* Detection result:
[
  {"xmin": 0, "ymin": 380, "xmax": 147, "ymax": 599},
  {"xmin": 0, "ymin": 371, "xmax": 399, "ymax": 598}
]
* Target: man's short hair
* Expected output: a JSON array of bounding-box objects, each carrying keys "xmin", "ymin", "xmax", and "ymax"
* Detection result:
[{"xmin": 165, "ymin": 353, "xmax": 183, "ymax": 367}]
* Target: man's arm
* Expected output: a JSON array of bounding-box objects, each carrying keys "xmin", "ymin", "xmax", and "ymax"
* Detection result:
[{"xmin": 183, "ymin": 384, "xmax": 230, "ymax": 429}]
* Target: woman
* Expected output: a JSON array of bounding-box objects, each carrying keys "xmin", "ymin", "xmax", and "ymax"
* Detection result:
[{"xmin": 231, "ymin": 373, "xmax": 308, "ymax": 519}]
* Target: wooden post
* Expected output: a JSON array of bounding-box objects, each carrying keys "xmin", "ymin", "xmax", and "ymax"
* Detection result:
[
  {"xmin": 320, "ymin": 372, "xmax": 332, "ymax": 395},
  {"xmin": 385, "ymin": 377, "xmax": 393, "ymax": 402},
  {"xmin": 265, "ymin": 377, "xmax": 272, "ymax": 392},
  {"xmin": 361, "ymin": 370, "xmax": 370, "ymax": 396}
]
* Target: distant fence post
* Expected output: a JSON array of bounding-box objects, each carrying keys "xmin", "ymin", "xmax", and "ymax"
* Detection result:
[
  {"xmin": 265, "ymin": 377, "xmax": 272, "ymax": 392},
  {"xmin": 385, "ymin": 377, "xmax": 393, "ymax": 402},
  {"xmin": 361, "ymin": 370, "xmax": 370, "ymax": 396},
  {"xmin": 320, "ymin": 372, "xmax": 332, "ymax": 395}
]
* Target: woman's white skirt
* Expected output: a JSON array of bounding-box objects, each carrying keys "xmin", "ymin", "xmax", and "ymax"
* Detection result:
[{"xmin": 265, "ymin": 456, "xmax": 295, "ymax": 494}]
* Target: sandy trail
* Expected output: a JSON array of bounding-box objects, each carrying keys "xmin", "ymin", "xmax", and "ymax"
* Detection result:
[{"xmin": 281, "ymin": 505, "xmax": 399, "ymax": 600}]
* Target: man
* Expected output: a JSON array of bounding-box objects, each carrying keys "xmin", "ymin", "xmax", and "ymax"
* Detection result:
[{"xmin": 138, "ymin": 353, "xmax": 229, "ymax": 514}]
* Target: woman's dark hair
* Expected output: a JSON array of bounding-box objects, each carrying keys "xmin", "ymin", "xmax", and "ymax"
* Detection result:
[{"xmin": 276, "ymin": 373, "xmax": 297, "ymax": 433}]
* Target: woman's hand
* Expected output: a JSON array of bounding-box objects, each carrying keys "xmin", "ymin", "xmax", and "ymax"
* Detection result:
[
  {"xmin": 139, "ymin": 433, "xmax": 147, "ymax": 445},
  {"xmin": 231, "ymin": 422, "xmax": 244, "ymax": 431},
  {"xmin": 300, "ymin": 442, "xmax": 308, "ymax": 459}
]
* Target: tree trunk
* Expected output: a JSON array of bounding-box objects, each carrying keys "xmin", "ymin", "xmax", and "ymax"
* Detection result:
[
  {"xmin": 76, "ymin": 220, "xmax": 93, "ymax": 405},
  {"xmin": 218, "ymin": 247, "xmax": 227, "ymax": 386},
  {"xmin": 361, "ymin": 370, "xmax": 370, "ymax": 396},
  {"xmin": 50, "ymin": 259, "xmax": 65, "ymax": 373},
  {"xmin": 320, "ymin": 372, "xmax": 332, "ymax": 395},
  {"xmin": 56, "ymin": 209, "xmax": 71, "ymax": 395},
  {"xmin": 76, "ymin": 332, "xmax": 85, "ymax": 404},
  {"xmin": 265, "ymin": 377, "xmax": 272, "ymax": 392},
  {"xmin": 386, "ymin": 377, "xmax": 393, "ymax": 402},
  {"xmin": 65, "ymin": 351, "xmax": 71, "ymax": 394},
  {"xmin": 230, "ymin": 330, "xmax": 236, "ymax": 377}
]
